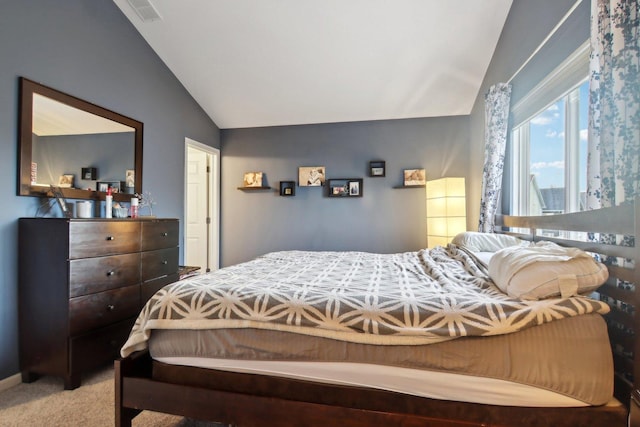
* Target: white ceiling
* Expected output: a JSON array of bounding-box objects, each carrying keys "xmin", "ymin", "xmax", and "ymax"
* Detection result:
[{"xmin": 114, "ymin": 0, "xmax": 512, "ymax": 129}]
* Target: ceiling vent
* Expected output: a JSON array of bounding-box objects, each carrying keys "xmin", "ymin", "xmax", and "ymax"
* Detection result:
[{"xmin": 127, "ymin": 0, "xmax": 162, "ymax": 23}]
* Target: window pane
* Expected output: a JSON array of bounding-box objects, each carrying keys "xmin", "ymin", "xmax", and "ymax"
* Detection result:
[
  {"xmin": 578, "ymin": 80, "xmax": 589, "ymax": 211},
  {"xmin": 529, "ymin": 99, "xmax": 566, "ymax": 215}
]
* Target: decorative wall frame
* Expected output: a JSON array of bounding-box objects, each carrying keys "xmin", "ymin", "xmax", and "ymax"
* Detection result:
[
  {"xmin": 125, "ymin": 169, "xmax": 135, "ymax": 188},
  {"xmin": 369, "ymin": 161, "xmax": 386, "ymax": 177},
  {"xmin": 403, "ymin": 169, "xmax": 426, "ymax": 187},
  {"xmin": 279, "ymin": 181, "xmax": 296, "ymax": 196},
  {"xmin": 243, "ymin": 172, "xmax": 263, "ymax": 187},
  {"xmin": 58, "ymin": 174, "xmax": 74, "ymax": 188},
  {"xmin": 81, "ymin": 167, "xmax": 97, "ymax": 180},
  {"xmin": 298, "ymin": 166, "xmax": 325, "ymax": 187},
  {"xmin": 327, "ymin": 178, "xmax": 363, "ymax": 198},
  {"xmin": 97, "ymin": 181, "xmax": 121, "ymax": 193}
]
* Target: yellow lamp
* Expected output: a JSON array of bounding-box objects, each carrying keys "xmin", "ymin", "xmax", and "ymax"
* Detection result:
[{"xmin": 426, "ymin": 177, "xmax": 466, "ymax": 248}]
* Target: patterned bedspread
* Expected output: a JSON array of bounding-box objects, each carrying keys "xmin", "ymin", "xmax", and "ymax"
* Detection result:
[{"xmin": 121, "ymin": 246, "xmax": 610, "ymax": 357}]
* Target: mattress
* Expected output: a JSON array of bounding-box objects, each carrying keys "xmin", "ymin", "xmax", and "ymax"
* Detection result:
[{"xmin": 149, "ymin": 313, "xmax": 614, "ymax": 407}]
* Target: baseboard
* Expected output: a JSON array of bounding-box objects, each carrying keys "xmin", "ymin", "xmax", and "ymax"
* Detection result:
[{"xmin": 0, "ymin": 373, "xmax": 22, "ymax": 392}]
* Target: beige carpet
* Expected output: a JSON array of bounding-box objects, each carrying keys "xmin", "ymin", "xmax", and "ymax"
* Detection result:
[{"xmin": 0, "ymin": 366, "xmax": 226, "ymax": 427}]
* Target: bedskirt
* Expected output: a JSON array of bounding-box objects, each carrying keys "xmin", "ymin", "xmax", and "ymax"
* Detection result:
[{"xmin": 148, "ymin": 313, "xmax": 613, "ymax": 407}]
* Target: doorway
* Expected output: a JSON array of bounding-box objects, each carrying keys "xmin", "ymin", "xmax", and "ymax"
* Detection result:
[{"xmin": 184, "ymin": 138, "xmax": 220, "ymax": 272}]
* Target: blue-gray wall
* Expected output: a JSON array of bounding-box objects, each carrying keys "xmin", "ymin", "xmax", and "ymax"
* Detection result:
[
  {"xmin": 0, "ymin": 0, "xmax": 220, "ymax": 379},
  {"xmin": 221, "ymin": 117, "xmax": 469, "ymax": 267},
  {"xmin": 467, "ymin": 0, "xmax": 590, "ymax": 225}
]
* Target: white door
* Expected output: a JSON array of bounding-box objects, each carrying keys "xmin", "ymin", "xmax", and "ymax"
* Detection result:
[{"xmin": 184, "ymin": 139, "xmax": 220, "ymax": 272}]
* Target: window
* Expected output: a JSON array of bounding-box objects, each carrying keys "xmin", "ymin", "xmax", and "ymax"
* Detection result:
[{"xmin": 510, "ymin": 42, "xmax": 589, "ymax": 216}]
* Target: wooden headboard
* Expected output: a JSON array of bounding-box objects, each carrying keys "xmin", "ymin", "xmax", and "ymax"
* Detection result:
[{"xmin": 496, "ymin": 197, "xmax": 639, "ymax": 412}]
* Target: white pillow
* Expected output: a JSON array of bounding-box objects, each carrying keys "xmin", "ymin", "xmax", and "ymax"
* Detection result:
[
  {"xmin": 488, "ymin": 241, "xmax": 609, "ymax": 300},
  {"xmin": 451, "ymin": 231, "xmax": 526, "ymax": 253}
]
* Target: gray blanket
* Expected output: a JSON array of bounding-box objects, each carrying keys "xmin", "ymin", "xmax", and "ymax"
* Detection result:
[{"xmin": 121, "ymin": 246, "xmax": 609, "ymax": 357}]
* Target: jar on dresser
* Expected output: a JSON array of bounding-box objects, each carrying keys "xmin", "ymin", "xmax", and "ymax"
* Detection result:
[{"xmin": 18, "ymin": 217, "xmax": 179, "ymax": 389}]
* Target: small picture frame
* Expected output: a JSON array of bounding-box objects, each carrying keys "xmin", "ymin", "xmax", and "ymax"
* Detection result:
[
  {"xmin": 298, "ymin": 166, "xmax": 326, "ymax": 187},
  {"xmin": 349, "ymin": 181, "xmax": 360, "ymax": 196},
  {"xmin": 81, "ymin": 167, "xmax": 97, "ymax": 180},
  {"xmin": 243, "ymin": 172, "xmax": 263, "ymax": 187},
  {"xmin": 403, "ymin": 169, "xmax": 426, "ymax": 186},
  {"xmin": 58, "ymin": 174, "xmax": 74, "ymax": 188},
  {"xmin": 97, "ymin": 181, "xmax": 121, "ymax": 193},
  {"xmin": 125, "ymin": 169, "xmax": 135, "ymax": 188},
  {"xmin": 369, "ymin": 161, "xmax": 386, "ymax": 177},
  {"xmin": 279, "ymin": 181, "xmax": 296, "ymax": 196},
  {"xmin": 332, "ymin": 186, "xmax": 347, "ymax": 196}
]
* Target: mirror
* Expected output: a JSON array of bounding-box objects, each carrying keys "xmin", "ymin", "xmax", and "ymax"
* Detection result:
[{"xmin": 18, "ymin": 77, "xmax": 143, "ymax": 201}]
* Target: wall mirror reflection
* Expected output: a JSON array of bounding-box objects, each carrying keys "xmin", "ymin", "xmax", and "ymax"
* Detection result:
[{"xmin": 18, "ymin": 77, "xmax": 143, "ymax": 201}]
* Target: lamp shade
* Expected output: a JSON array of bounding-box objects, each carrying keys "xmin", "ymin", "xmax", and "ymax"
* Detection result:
[{"xmin": 426, "ymin": 177, "xmax": 466, "ymax": 248}]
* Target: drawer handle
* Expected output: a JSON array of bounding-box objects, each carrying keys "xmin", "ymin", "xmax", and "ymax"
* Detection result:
[
  {"xmin": 106, "ymin": 270, "xmax": 115, "ymax": 277},
  {"xmin": 161, "ymin": 260, "xmax": 168, "ymax": 265},
  {"xmin": 106, "ymin": 304, "xmax": 115, "ymax": 311},
  {"xmin": 161, "ymin": 232, "xmax": 168, "ymax": 237},
  {"xmin": 106, "ymin": 236, "xmax": 115, "ymax": 241}
]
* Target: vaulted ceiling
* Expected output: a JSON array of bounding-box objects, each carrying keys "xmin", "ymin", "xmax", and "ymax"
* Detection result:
[{"xmin": 114, "ymin": 0, "xmax": 513, "ymax": 129}]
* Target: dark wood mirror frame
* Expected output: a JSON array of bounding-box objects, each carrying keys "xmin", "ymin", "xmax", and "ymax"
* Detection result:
[{"xmin": 18, "ymin": 77, "xmax": 143, "ymax": 202}]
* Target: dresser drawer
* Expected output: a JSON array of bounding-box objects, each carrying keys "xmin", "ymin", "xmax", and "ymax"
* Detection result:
[
  {"xmin": 141, "ymin": 247, "xmax": 179, "ymax": 281},
  {"xmin": 141, "ymin": 273, "xmax": 179, "ymax": 304},
  {"xmin": 69, "ymin": 318, "xmax": 134, "ymax": 374},
  {"xmin": 69, "ymin": 285, "xmax": 140, "ymax": 335},
  {"xmin": 69, "ymin": 221, "xmax": 140, "ymax": 259},
  {"xmin": 69, "ymin": 253, "xmax": 141, "ymax": 297},
  {"xmin": 141, "ymin": 220, "xmax": 179, "ymax": 251}
]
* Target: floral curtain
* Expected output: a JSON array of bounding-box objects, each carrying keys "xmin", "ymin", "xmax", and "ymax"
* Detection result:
[
  {"xmin": 586, "ymin": 0, "xmax": 639, "ymax": 211},
  {"xmin": 478, "ymin": 83, "xmax": 512, "ymax": 233}
]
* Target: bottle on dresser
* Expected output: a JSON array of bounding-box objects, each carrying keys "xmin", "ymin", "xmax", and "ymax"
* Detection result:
[{"xmin": 105, "ymin": 187, "xmax": 113, "ymax": 218}]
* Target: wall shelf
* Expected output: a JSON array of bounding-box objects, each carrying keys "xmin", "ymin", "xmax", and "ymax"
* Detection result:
[{"xmin": 237, "ymin": 186, "xmax": 272, "ymax": 191}]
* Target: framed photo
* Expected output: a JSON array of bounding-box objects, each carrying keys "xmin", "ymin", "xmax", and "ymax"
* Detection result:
[
  {"xmin": 349, "ymin": 181, "xmax": 360, "ymax": 196},
  {"xmin": 97, "ymin": 181, "xmax": 121, "ymax": 193},
  {"xmin": 298, "ymin": 166, "xmax": 326, "ymax": 187},
  {"xmin": 369, "ymin": 160, "xmax": 386, "ymax": 177},
  {"xmin": 332, "ymin": 185, "xmax": 347, "ymax": 196},
  {"xmin": 279, "ymin": 181, "xmax": 296, "ymax": 196},
  {"xmin": 243, "ymin": 172, "xmax": 263, "ymax": 187},
  {"xmin": 327, "ymin": 178, "xmax": 363, "ymax": 198},
  {"xmin": 58, "ymin": 174, "xmax": 74, "ymax": 188},
  {"xmin": 125, "ymin": 169, "xmax": 135, "ymax": 188},
  {"xmin": 81, "ymin": 167, "xmax": 97, "ymax": 180},
  {"xmin": 403, "ymin": 169, "xmax": 426, "ymax": 186}
]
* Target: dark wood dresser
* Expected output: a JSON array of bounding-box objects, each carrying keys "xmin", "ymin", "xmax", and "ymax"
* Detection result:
[{"xmin": 18, "ymin": 218, "xmax": 179, "ymax": 389}]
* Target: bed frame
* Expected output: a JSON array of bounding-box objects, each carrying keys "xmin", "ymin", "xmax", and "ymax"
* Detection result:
[{"xmin": 115, "ymin": 199, "xmax": 639, "ymax": 427}]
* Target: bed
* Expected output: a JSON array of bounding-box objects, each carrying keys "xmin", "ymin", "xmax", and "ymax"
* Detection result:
[{"xmin": 115, "ymin": 199, "xmax": 639, "ymax": 427}]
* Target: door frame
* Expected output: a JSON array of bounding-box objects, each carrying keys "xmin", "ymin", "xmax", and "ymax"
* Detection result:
[{"xmin": 184, "ymin": 138, "xmax": 220, "ymax": 271}]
